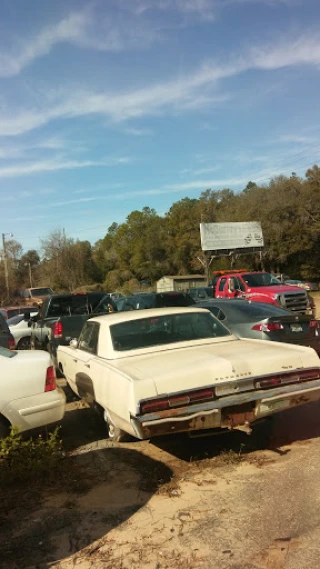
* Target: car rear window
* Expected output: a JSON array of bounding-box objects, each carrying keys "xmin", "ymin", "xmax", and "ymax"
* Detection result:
[
  {"xmin": 110, "ymin": 311, "xmax": 230, "ymax": 351},
  {"xmin": 47, "ymin": 296, "xmax": 90, "ymax": 317},
  {"xmin": 221, "ymin": 302, "xmax": 291, "ymax": 323},
  {"xmin": 155, "ymin": 293, "xmax": 195, "ymax": 307}
]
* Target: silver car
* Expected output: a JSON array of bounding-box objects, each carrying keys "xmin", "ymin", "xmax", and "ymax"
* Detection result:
[{"xmin": 196, "ymin": 299, "xmax": 320, "ymax": 354}]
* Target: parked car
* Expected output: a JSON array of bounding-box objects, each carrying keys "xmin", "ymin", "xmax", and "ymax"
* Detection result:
[
  {"xmin": 0, "ymin": 313, "xmax": 15, "ymax": 350},
  {"xmin": 187, "ymin": 287, "xmax": 214, "ymax": 300},
  {"xmin": 0, "ymin": 306, "xmax": 36, "ymax": 320},
  {"xmin": 0, "ymin": 346, "xmax": 65, "ymax": 437},
  {"xmin": 18, "ymin": 287, "xmax": 55, "ymax": 307},
  {"xmin": 117, "ymin": 291, "xmax": 195, "ymax": 311},
  {"xmin": 8, "ymin": 311, "xmax": 38, "ymax": 350},
  {"xmin": 57, "ymin": 307, "xmax": 320, "ymax": 443},
  {"xmin": 195, "ymin": 299, "xmax": 320, "ymax": 353},
  {"xmin": 284, "ymin": 279, "xmax": 319, "ymax": 292},
  {"xmin": 30, "ymin": 292, "xmax": 117, "ymax": 373}
]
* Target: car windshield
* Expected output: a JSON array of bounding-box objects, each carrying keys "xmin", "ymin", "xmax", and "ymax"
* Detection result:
[
  {"xmin": 242, "ymin": 273, "xmax": 281, "ymax": 287},
  {"xmin": 110, "ymin": 311, "xmax": 231, "ymax": 351},
  {"xmin": 0, "ymin": 346, "xmax": 16, "ymax": 358},
  {"xmin": 30, "ymin": 288, "xmax": 54, "ymax": 297}
]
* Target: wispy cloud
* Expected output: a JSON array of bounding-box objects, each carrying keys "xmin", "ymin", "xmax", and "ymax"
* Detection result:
[
  {"xmin": 1, "ymin": 32, "xmax": 320, "ymax": 136},
  {"xmin": 122, "ymin": 127, "xmax": 155, "ymax": 136},
  {"xmin": 0, "ymin": 12, "xmax": 88, "ymax": 78},
  {"xmin": 276, "ymin": 134, "xmax": 317, "ymax": 144},
  {"xmin": 0, "ymin": 0, "xmax": 308, "ymax": 79},
  {"xmin": 0, "ymin": 156, "xmax": 131, "ymax": 178},
  {"xmin": 0, "ymin": 5, "xmax": 161, "ymax": 78}
]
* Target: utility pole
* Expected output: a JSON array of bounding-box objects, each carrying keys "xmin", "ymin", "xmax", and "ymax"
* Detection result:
[
  {"xmin": 2, "ymin": 232, "xmax": 13, "ymax": 300},
  {"xmin": 25, "ymin": 262, "xmax": 32, "ymax": 288},
  {"xmin": 197, "ymin": 252, "xmax": 215, "ymax": 285}
]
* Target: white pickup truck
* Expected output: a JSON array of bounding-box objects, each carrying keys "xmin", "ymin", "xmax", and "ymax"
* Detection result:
[{"xmin": 57, "ymin": 307, "xmax": 320, "ymax": 442}]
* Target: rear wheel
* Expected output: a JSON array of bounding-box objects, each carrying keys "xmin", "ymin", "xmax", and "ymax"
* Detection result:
[
  {"xmin": 17, "ymin": 337, "xmax": 31, "ymax": 350},
  {"xmin": 105, "ymin": 412, "xmax": 131, "ymax": 443}
]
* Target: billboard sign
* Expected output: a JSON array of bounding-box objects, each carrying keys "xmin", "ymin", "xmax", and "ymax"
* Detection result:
[{"xmin": 200, "ymin": 222, "xmax": 264, "ymax": 252}]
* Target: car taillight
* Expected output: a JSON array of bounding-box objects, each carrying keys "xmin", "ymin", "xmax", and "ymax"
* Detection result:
[
  {"xmin": 45, "ymin": 366, "xmax": 56, "ymax": 392},
  {"xmin": 53, "ymin": 321, "xmax": 63, "ymax": 338},
  {"xmin": 255, "ymin": 368, "xmax": 320, "ymax": 389},
  {"xmin": 140, "ymin": 387, "xmax": 215, "ymax": 415},
  {"xmin": 252, "ymin": 322, "xmax": 284, "ymax": 332},
  {"xmin": 309, "ymin": 320, "xmax": 318, "ymax": 328},
  {"xmin": 8, "ymin": 337, "xmax": 15, "ymax": 350}
]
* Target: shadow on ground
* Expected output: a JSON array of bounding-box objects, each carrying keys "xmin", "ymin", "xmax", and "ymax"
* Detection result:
[
  {"xmin": 0, "ymin": 446, "xmax": 173, "ymax": 569},
  {"xmin": 150, "ymin": 401, "xmax": 320, "ymax": 462}
]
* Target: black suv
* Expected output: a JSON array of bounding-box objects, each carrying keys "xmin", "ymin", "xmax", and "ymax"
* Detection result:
[{"xmin": 117, "ymin": 291, "xmax": 196, "ymax": 311}]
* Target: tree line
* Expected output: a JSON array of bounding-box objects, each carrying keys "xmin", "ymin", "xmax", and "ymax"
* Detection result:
[{"xmin": 1, "ymin": 165, "xmax": 320, "ymax": 302}]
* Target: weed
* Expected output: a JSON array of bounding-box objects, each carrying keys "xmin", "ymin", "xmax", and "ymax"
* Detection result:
[{"xmin": 0, "ymin": 426, "xmax": 63, "ymax": 486}]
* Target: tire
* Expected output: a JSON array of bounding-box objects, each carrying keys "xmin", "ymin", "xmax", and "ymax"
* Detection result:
[
  {"xmin": 105, "ymin": 412, "xmax": 131, "ymax": 443},
  {"xmin": 17, "ymin": 337, "xmax": 31, "ymax": 350}
]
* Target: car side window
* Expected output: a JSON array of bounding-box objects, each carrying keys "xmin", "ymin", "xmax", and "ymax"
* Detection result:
[
  {"xmin": 209, "ymin": 306, "xmax": 227, "ymax": 321},
  {"xmin": 78, "ymin": 322, "xmax": 99, "ymax": 354},
  {"xmin": 218, "ymin": 278, "xmax": 226, "ymax": 292},
  {"xmin": 233, "ymin": 277, "xmax": 246, "ymax": 292}
]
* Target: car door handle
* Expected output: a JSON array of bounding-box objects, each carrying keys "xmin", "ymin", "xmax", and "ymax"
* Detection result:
[{"xmin": 85, "ymin": 363, "xmax": 90, "ymax": 368}]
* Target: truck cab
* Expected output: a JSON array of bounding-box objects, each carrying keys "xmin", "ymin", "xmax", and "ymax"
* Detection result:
[{"xmin": 211, "ymin": 271, "xmax": 309, "ymax": 314}]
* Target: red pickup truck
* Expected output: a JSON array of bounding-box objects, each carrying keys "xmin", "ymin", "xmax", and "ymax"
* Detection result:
[{"xmin": 209, "ymin": 270, "xmax": 309, "ymax": 314}]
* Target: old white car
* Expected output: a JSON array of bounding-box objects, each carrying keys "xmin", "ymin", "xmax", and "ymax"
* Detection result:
[
  {"xmin": 57, "ymin": 307, "xmax": 320, "ymax": 442},
  {"xmin": 0, "ymin": 346, "xmax": 66, "ymax": 437}
]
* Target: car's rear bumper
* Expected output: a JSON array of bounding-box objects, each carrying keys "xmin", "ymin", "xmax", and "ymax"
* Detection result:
[
  {"xmin": 131, "ymin": 379, "xmax": 320, "ymax": 439},
  {"xmin": 1, "ymin": 388, "xmax": 66, "ymax": 432}
]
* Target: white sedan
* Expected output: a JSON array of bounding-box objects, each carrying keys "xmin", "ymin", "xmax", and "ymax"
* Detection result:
[
  {"xmin": 8, "ymin": 311, "xmax": 38, "ymax": 350},
  {"xmin": 0, "ymin": 346, "xmax": 66, "ymax": 437},
  {"xmin": 58, "ymin": 307, "xmax": 320, "ymax": 442}
]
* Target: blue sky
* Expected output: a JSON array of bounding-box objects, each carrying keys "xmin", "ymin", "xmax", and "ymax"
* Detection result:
[{"xmin": 1, "ymin": 0, "xmax": 320, "ymax": 253}]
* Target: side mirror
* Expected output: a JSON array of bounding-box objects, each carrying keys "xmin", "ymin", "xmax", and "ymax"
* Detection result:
[{"xmin": 69, "ymin": 339, "xmax": 78, "ymax": 349}]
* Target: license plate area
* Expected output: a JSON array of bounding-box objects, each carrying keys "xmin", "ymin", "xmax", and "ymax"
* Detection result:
[
  {"xmin": 290, "ymin": 323, "xmax": 303, "ymax": 332},
  {"xmin": 221, "ymin": 403, "xmax": 255, "ymax": 428}
]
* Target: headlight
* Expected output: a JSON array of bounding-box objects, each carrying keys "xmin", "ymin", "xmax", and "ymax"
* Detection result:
[{"xmin": 274, "ymin": 294, "xmax": 285, "ymax": 307}]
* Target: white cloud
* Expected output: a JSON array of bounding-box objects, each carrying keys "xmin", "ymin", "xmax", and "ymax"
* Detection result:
[
  {"xmin": 1, "ymin": 32, "xmax": 320, "ymax": 136},
  {"xmin": 123, "ymin": 127, "xmax": 155, "ymax": 136},
  {"xmin": 276, "ymin": 134, "xmax": 316, "ymax": 144},
  {"xmin": 0, "ymin": 6, "xmax": 161, "ymax": 78},
  {"xmin": 0, "ymin": 12, "xmax": 89, "ymax": 78},
  {"xmin": 0, "ymin": 156, "xmax": 131, "ymax": 178},
  {"xmin": 0, "ymin": 0, "xmax": 308, "ymax": 80}
]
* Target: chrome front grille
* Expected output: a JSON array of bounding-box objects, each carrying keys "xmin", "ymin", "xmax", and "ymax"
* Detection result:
[{"xmin": 282, "ymin": 291, "xmax": 308, "ymax": 313}]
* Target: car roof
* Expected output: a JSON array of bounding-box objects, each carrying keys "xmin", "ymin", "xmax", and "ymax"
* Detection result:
[{"xmin": 90, "ymin": 306, "xmax": 208, "ymax": 325}]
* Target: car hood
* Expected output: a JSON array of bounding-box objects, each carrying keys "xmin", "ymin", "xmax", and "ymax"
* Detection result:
[{"xmin": 112, "ymin": 338, "xmax": 319, "ymax": 395}]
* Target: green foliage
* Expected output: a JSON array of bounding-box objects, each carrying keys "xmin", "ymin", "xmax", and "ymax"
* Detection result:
[
  {"xmin": 2, "ymin": 165, "xmax": 320, "ymax": 296},
  {"xmin": 0, "ymin": 426, "xmax": 63, "ymax": 486}
]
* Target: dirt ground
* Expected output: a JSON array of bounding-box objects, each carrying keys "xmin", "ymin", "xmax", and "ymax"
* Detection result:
[{"xmin": 2, "ymin": 394, "xmax": 320, "ymax": 569}]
